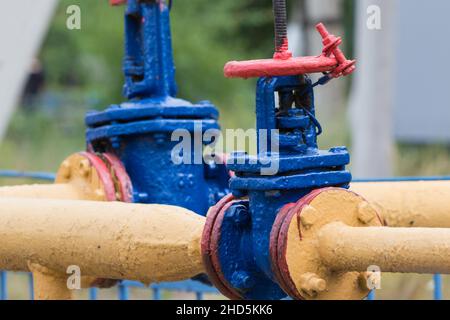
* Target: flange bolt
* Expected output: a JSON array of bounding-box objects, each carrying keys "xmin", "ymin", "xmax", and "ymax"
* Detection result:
[{"xmin": 298, "ymin": 273, "xmax": 327, "ymax": 298}]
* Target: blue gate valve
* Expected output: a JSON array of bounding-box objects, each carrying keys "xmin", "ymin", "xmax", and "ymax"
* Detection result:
[
  {"xmin": 85, "ymin": 0, "xmax": 229, "ymax": 216},
  {"xmin": 201, "ymin": 0, "xmax": 356, "ymax": 300}
]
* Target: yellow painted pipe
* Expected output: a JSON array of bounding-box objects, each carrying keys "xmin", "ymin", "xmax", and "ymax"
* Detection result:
[
  {"xmin": 4, "ymin": 181, "xmax": 449, "ymax": 228},
  {"xmin": 0, "ymin": 153, "xmax": 129, "ymax": 291},
  {"xmin": 0, "ymin": 198, "xmax": 205, "ymax": 285},
  {"xmin": 0, "ymin": 153, "xmax": 119, "ymax": 202},
  {"xmin": 351, "ymin": 181, "xmax": 450, "ymax": 227},
  {"xmin": 318, "ymin": 222, "xmax": 450, "ymax": 274},
  {"xmin": 278, "ymin": 188, "xmax": 450, "ymax": 300},
  {"xmin": 0, "ymin": 184, "xmax": 84, "ymax": 200},
  {"xmin": 0, "ymin": 181, "xmax": 99, "ymax": 291}
]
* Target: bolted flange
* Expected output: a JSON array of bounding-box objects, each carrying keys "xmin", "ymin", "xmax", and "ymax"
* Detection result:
[
  {"xmin": 56, "ymin": 152, "xmax": 117, "ymax": 202},
  {"xmin": 56, "ymin": 152, "xmax": 134, "ymax": 203},
  {"xmin": 202, "ymin": 193, "xmax": 288, "ymax": 300},
  {"xmin": 101, "ymin": 153, "xmax": 134, "ymax": 202},
  {"xmin": 270, "ymin": 188, "xmax": 383, "ymax": 300},
  {"xmin": 201, "ymin": 194, "xmax": 244, "ymax": 300}
]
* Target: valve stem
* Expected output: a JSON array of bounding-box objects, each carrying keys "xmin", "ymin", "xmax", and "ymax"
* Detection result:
[{"xmin": 273, "ymin": 0, "xmax": 292, "ymax": 59}]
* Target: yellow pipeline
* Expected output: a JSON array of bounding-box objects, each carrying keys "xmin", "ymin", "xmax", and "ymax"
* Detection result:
[
  {"xmin": 318, "ymin": 222, "xmax": 450, "ymax": 274},
  {"xmin": 351, "ymin": 181, "xmax": 450, "ymax": 228},
  {"xmin": 278, "ymin": 188, "xmax": 450, "ymax": 300},
  {"xmin": 0, "ymin": 153, "xmax": 119, "ymax": 202},
  {"xmin": 0, "ymin": 184, "xmax": 85, "ymax": 200},
  {"xmin": 0, "ymin": 198, "xmax": 205, "ymax": 286}
]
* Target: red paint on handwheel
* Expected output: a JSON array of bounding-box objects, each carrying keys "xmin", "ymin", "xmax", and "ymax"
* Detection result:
[
  {"xmin": 224, "ymin": 56, "xmax": 337, "ymax": 79},
  {"xmin": 224, "ymin": 23, "xmax": 355, "ymax": 80}
]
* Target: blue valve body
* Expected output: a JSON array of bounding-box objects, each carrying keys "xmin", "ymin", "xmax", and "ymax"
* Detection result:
[
  {"xmin": 214, "ymin": 76, "xmax": 351, "ymax": 299},
  {"xmin": 85, "ymin": 0, "xmax": 229, "ymax": 215}
]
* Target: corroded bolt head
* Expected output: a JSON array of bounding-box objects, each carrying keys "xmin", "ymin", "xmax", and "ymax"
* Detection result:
[
  {"xmin": 300, "ymin": 205, "xmax": 318, "ymax": 229},
  {"xmin": 60, "ymin": 161, "xmax": 72, "ymax": 179},
  {"xmin": 357, "ymin": 202, "xmax": 376, "ymax": 224},
  {"xmin": 79, "ymin": 159, "xmax": 91, "ymax": 177},
  {"xmin": 298, "ymin": 273, "xmax": 327, "ymax": 298}
]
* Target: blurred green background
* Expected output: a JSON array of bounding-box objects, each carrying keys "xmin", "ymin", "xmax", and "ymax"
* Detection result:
[
  {"xmin": 1, "ymin": 0, "xmax": 355, "ymax": 171},
  {"xmin": 1, "ymin": 0, "xmax": 450, "ymax": 300},
  {"xmin": 2, "ymin": 0, "xmax": 450, "ymax": 175},
  {"xmin": 1, "ymin": 0, "xmax": 276, "ymax": 173}
]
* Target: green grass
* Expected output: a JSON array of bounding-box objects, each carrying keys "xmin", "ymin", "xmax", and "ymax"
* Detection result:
[
  {"xmin": 0, "ymin": 108, "xmax": 85, "ymax": 173},
  {"xmin": 395, "ymin": 144, "xmax": 450, "ymax": 177}
]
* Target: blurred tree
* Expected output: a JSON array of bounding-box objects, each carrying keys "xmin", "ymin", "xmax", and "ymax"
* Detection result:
[
  {"xmin": 38, "ymin": 0, "xmax": 275, "ymax": 129},
  {"xmin": 40, "ymin": 0, "xmax": 125, "ymax": 105},
  {"xmin": 215, "ymin": 1, "xmax": 274, "ymax": 55},
  {"xmin": 38, "ymin": 1, "xmax": 353, "ymax": 130}
]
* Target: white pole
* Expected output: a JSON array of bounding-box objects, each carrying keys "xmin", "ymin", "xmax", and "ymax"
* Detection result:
[
  {"xmin": 0, "ymin": 0, "xmax": 58, "ymax": 141},
  {"xmin": 348, "ymin": 0, "xmax": 396, "ymax": 178}
]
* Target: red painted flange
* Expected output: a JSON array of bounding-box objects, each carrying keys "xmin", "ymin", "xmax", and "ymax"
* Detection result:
[
  {"xmin": 269, "ymin": 202, "xmax": 301, "ymax": 299},
  {"xmin": 270, "ymin": 188, "xmax": 343, "ymax": 299},
  {"xmin": 269, "ymin": 190, "xmax": 324, "ymax": 300},
  {"xmin": 79, "ymin": 152, "xmax": 118, "ymax": 201},
  {"xmin": 102, "ymin": 153, "xmax": 134, "ymax": 203},
  {"xmin": 201, "ymin": 194, "xmax": 244, "ymax": 300},
  {"xmin": 270, "ymin": 188, "xmax": 344, "ymax": 300}
]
